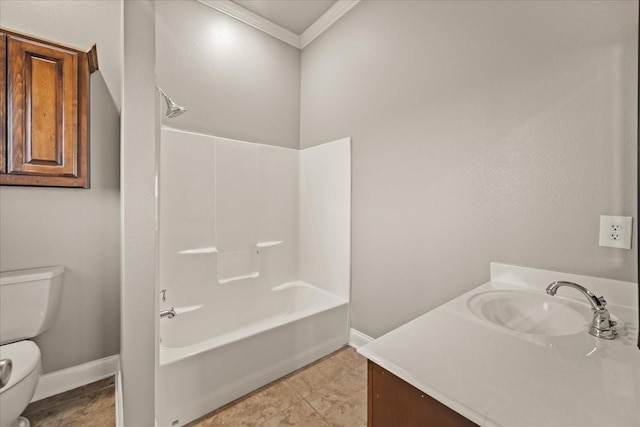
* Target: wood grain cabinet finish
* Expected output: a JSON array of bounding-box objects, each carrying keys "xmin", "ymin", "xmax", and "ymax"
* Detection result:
[
  {"xmin": 0, "ymin": 33, "xmax": 6, "ymax": 175},
  {"xmin": 368, "ymin": 361, "xmax": 479, "ymax": 427},
  {"xmin": 0, "ymin": 28, "xmax": 98, "ymax": 188}
]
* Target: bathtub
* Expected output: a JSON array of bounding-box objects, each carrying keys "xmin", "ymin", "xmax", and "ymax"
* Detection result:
[{"xmin": 156, "ymin": 281, "xmax": 349, "ymax": 427}]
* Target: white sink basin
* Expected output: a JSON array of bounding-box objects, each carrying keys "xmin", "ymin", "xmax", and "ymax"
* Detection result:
[{"xmin": 467, "ymin": 290, "xmax": 592, "ymax": 336}]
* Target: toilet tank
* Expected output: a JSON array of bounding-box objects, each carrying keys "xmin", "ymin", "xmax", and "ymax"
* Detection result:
[{"xmin": 0, "ymin": 266, "xmax": 64, "ymax": 345}]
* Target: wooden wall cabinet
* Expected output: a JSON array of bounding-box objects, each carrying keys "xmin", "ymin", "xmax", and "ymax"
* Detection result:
[
  {"xmin": 368, "ymin": 361, "xmax": 478, "ymax": 427},
  {"xmin": 0, "ymin": 28, "xmax": 98, "ymax": 188}
]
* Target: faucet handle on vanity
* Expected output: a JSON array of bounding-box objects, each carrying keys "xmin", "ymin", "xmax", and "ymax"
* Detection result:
[{"xmin": 590, "ymin": 309, "xmax": 618, "ymax": 340}]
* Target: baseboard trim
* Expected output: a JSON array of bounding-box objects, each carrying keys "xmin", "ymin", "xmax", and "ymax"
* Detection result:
[
  {"xmin": 31, "ymin": 354, "xmax": 120, "ymax": 402},
  {"xmin": 348, "ymin": 328, "xmax": 373, "ymax": 348}
]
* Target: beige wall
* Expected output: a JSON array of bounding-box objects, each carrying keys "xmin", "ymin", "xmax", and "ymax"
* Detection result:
[
  {"xmin": 0, "ymin": 1, "xmax": 121, "ymax": 373},
  {"xmin": 156, "ymin": 1, "xmax": 301, "ymax": 149},
  {"xmin": 300, "ymin": 0, "xmax": 638, "ymax": 338}
]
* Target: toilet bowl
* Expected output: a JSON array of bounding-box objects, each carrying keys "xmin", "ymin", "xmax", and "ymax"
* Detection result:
[
  {"xmin": 0, "ymin": 342, "xmax": 41, "ymax": 427},
  {"xmin": 0, "ymin": 266, "xmax": 64, "ymax": 427}
]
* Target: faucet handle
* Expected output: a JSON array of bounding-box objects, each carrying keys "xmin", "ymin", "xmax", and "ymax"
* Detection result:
[
  {"xmin": 598, "ymin": 296, "xmax": 607, "ymax": 307},
  {"xmin": 590, "ymin": 309, "xmax": 618, "ymax": 339}
]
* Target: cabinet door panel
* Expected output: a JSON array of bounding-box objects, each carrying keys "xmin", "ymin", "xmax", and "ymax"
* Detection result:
[
  {"xmin": 28, "ymin": 56, "xmax": 61, "ymax": 164},
  {"xmin": 7, "ymin": 36, "xmax": 78, "ymax": 177}
]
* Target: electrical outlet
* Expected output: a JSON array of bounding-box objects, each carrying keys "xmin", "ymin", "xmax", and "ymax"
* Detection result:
[{"xmin": 599, "ymin": 215, "xmax": 633, "ymax": 249}]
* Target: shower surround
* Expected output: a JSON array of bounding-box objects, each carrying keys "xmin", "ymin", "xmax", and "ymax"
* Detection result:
[{"xmin": 156, "ymin": 127, "xmax": 351, "ymax": 427}]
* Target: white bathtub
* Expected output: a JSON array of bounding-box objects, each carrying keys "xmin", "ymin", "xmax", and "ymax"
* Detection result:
[{"xmin": 156, "ymin": 281, "xmax": 349, "ymax": 427}]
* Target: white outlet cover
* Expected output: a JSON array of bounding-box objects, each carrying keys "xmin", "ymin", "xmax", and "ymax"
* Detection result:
[{"xmin": 599, "ymin": 215, "xmax": 633, "ymax": 249}]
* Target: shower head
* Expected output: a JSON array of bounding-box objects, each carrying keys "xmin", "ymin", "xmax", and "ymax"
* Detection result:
[{"xmin": 156, "ymin": 86, "xmax": 186, "ymax": 118}]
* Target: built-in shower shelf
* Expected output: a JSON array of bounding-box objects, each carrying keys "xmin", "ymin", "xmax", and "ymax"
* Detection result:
[
  {"xmin": 219, "ymin": 272, "xmax": 260, "ymax": 284},
  {"xmin": 256, "ymin": 241, "xmax": 283, "ymax": 248},
  {"xmin": 177, "ymin": 242, "xmax": 281, "ymax": 255},
  {"xmin": 178, "ymin": 247, "xmax": 218, "ymax": 255}
]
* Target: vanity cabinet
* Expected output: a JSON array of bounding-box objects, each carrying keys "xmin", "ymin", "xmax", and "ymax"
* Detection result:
[
  {"xmin": 368, "ymin": 361, "xmax": 478, "ymax": 427},
  {"xmin": 0, "ymin": 28, "xmax": 98, "ymax": 188}
]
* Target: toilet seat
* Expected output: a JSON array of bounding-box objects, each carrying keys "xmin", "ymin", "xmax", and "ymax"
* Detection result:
[{"xmin": 0, "ymin": 341, "xmax": 40, "ymax": 394}]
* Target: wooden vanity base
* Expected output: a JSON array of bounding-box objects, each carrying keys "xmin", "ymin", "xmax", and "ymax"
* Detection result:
[{"xmin": 368, "ymin": 361, "xmax": 478, "ymax": 427}]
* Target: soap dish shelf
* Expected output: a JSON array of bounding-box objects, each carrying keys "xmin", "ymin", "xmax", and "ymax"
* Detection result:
[{"xmin": 177, "ymin": 241, "xmax": 282, "ymax": 255}]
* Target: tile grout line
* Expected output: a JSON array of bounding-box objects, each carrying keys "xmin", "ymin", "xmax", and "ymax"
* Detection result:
[
  {"xmin": 302, "ymin": 393, "xmax": 333, "ymax": 426},
  {"xmin": 299, "ymin": 353, "xmax": 358, "ymax": 427},
  {"xmin": 260, "ymin": 349, "xmax": 354, "ymax": 427},
  {"xmin": 188, "ymin": 347, "xmax": 363, "ymax": 427},
  {"xmin": 257, "ymin": 380, "xmax": 306, "ymax": 425}
]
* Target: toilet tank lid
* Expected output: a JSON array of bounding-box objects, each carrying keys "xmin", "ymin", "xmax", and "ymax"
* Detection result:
[{"xmin": 0, "ymin": 266, "xmax": 65, "ymax": 286}]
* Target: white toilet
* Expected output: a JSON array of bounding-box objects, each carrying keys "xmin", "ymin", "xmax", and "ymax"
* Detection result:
[{"xmin": 0, "ymin": 266, "xmax": 64, "ymax": 427}]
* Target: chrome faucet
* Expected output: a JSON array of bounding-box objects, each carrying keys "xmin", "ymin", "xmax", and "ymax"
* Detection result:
[
  {"xmin": 546, "ymin": 281, "xmax": 617, "ymax": 339},
  {"xmin": 160, "ymin": 308, "xmax": 177, "ymax": 319}
]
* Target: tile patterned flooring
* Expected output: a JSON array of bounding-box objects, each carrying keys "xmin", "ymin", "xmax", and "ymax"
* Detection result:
[
  {"xmin": 20, "ymin": 346, "xmax": 367, "ymax": 427},
  {"xmin": 187, "ymin": 346, "xmax": 367, "ymax": 427}
]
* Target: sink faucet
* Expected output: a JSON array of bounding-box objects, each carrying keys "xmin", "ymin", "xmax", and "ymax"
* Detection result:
[
  {"xmin": 546, "ymin": 281, "xmax": 617, "ymax": 339},
  {"xmin": 160, "ymin": 308, "xmax": 177, "ymax": 319}
]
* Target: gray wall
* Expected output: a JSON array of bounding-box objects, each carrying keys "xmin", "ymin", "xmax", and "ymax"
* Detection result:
[
  {"xmin": 121, "ymin": 1, "xmax": 157, "ymax": 423},
  {"xmin": 156, "ymin": 1, "xmax": 301, "ymax": 149},
  {"xmin": 300, "ymin": 0, "xmax": 638, "ymax": 338},
  {"xmin": 0, "ymin": 1, "xmax": 121, "ymax": 373}
]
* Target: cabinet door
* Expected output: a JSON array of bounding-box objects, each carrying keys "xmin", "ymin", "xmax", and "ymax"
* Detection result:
[{"xmin": 6, "ymin": 35, "xmax": 86, "ymax": 186}]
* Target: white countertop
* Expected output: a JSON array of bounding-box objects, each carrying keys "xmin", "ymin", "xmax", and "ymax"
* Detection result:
[{"xmin": 358, "ymin": 263, "xmax": 640, "ymax": 427}]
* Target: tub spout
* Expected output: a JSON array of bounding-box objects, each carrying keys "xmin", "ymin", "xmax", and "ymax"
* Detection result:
[{"xmin": 160, "ymin": 308, "xmax": 177, "ymax": 319}]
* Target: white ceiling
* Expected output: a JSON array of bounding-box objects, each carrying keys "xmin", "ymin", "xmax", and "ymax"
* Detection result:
[{"xmin": 231, "ymin": 0, "xmax": 337, "ymax": 35}]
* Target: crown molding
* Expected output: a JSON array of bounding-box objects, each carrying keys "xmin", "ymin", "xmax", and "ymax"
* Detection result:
[
  {"xmin": 300, "ymin": 0, "xmax": 360, "ymax": 49},
  {"xmin": 199, "ymin": 0, "xmax": 301, "ymax": 48},
  {"xmin": 198, "ymin": 0, "xmax": 360, "ymax": 50}
]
